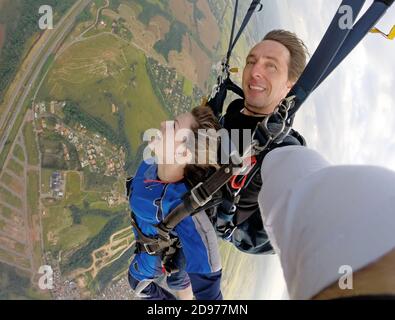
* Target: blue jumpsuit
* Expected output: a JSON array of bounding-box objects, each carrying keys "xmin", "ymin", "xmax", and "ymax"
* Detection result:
[{"xmin": 128, "ymin": 160, "xmax": 223, "ymax": 300}]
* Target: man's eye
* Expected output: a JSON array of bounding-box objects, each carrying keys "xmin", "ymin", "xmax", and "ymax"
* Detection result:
[{"xmin": 246, "ymin": 60, "xmax": 255, "ymax": 65}]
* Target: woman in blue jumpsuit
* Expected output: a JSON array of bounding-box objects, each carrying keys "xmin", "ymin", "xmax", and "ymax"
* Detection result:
[{"xmin": 128, "ymin": 106, "xmax": 223, "ymax": 300}]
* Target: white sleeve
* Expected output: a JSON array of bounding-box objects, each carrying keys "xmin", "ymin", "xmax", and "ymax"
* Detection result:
[{"xmin": 258, "ymin": 146, "xmax": 395, "ymax": 299}]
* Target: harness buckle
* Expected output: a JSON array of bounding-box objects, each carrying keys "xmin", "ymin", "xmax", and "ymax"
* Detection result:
[
  {"xmin": 190, "ymin": 182, "xmax": 212, "ymax": 207},
  {"xmin": 253, "ymin": 95, "xmax": 296, "ymax": 152},
  {"xmin": 143, "ymin": 242, "xmax": 159, "ymax": 255},
  {"xmin": 223, "ymin": 226, "xmax": 237, "ymax": 241}
]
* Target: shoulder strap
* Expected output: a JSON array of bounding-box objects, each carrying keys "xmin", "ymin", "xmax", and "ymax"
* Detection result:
[
  {"xmin": 207, "ymin": 0, "xmax": 261, "ymax": 118},
  {"xmin": 288, "ymin": 0, "xmax": 394, "ymax": 119},
  {"xmin": 130, "ymin": 212, "xmax": 176, "ymax": 255}
]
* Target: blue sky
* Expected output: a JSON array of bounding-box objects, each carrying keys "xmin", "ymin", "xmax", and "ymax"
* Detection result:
[
  {"xmin": 262, "ymin": 0, "xmax": 395, "ymax": 170},
  {"xmin": 230, "ymin": 0, "xmax": 395, "ymax": 300}
]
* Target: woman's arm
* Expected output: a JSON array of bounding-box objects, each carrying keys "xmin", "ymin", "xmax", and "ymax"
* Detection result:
[{"xmin": 175, "ymin": 210, "xmax": 223, "ymax": 300}]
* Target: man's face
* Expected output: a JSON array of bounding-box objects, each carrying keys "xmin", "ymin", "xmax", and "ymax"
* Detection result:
[{"xmin": 242, "ymin": 40, "xmax": 294, "ymax": 114}]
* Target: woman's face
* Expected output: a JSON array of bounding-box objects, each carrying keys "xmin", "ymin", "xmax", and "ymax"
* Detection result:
[{"xmin": 150, "ymin": 112, "xmax": 196, "ymax": 165}]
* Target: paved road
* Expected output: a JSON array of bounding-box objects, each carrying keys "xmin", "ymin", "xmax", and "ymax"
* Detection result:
[{"xmin": 0, "ymin": 0, "xmax": 92, "ymax": 160}]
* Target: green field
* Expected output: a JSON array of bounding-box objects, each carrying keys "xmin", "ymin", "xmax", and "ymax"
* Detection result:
[
  {"xmin": 0, "ymin": 248, "xmax": 31, "ymax": 271},
  {"xmin": 61, "ymin": 213, "xmax": 128, "ymax": 274},
  {"xmin": 81, "ymin": 214, "xmax": 108, "ymax": 236},
  {"xmin": 0, "ymin": 186, "xmax": 22, "ymax": 209},
  {"xmin": 42, "ymin": 169, "xmax": 124, "ymax": 254},
  {"xmin": 0, "ymin": 103, "xmax": 29, "ymax": 170},
  {"xmin": 94, "ymin": 246, "xmax": 133, "ymax": 292},
  {"xmin": 94, "ymin": 0, "xmax": 106, "ymax": 7},
  {"xmin": 6, "ymin": 158, "xmax": 24, "ymax": 177},
  {"xmin": 42, "ymin": 205, "xmax": 73, "ymax": 250},
  {"xmin": 38, "ymin": 33, "xmax": 169, "ymax": 168},
  {"xmin": 0, "ymin": 0, "xmax": 78, "ymax": 104},
  {"xmin": 23, "ymin": 122, "xmax": 39, "ymax": 166},
  {"xmin": 27, "ymin": 170, "xmax": 39, "ymax": 217},
  {"xmin": 65, "ymin": 171, "xmax": 84, "ymax": 204},
  {"xmin": 0, "ymin": 171, "xmax": 13, "ymax": 185},
  {"xmin": 0, "ymin": 262, "xmax": 30, "ymax": 299},
  {"xmin": 42, "ymin": 204, "xmax": 102, "ymax": 253},
  {"xmin": 88, "ymin": 201, "xmax": 109, "ymax": 211},
  {"xmin": 89, "ymin": 201, "xmax": 126, "ymax": 212},
  {"xmin": 146, "ymin": 0, "xmax": 167, "ymax": 12},
  {"xmin": 13, "ymin": 144, "xmax": 25, "ymax": 162},
  {"xmin": 14, "ymin": 242, "xmax": 26, "ymax": 255},
  {"xmin": 56, "ymin": 224, "xmax": 92, "ymax": 251},
  {"xmin": 126, "ymin": 1, "xmax": 143, "ymax": 17},
  {"xmin": 0, "ymin": 261, "xmax": 49, "ymax": 300},
  {"xmin": 0, "ymin": 219, "xmax": 6, "ymax": 231},
  {"xmin": 40, "ymin": 169, "xmax": 53, "ymax": 194},
  {"xmin": 31, "ymin": 54, "xmax": 56, "ymax": 99},
  {"xmin": 183, "ymin": 77, "xmax": 193, "ymax": 96},
  {"xmin": 83, "ymin": 168, "xmax": 117, "ymax": 192},
  {"xmin": 42, "ymin": 201, "xmax": 115, "ymax": 254},
  {"xmin": 66, "ymin": 171, "xmax": 81, "ymax": 194},
  {"xmin": 113, "ymin": 227, "xmax": 132, "ymax": 242},
  {"xmin": 0, "ymin": 204, "xmax": 13, "ymax": 219},
  {"xmin": 83, "ymin": 191, "xmax": 104, "ymax": 203},
  {"xmin": 39, "ymin": 131, "xmax": 80, "ymax": 171},
  {"xmin": 0, "ymin": 248, "xmax": 15, "ymax": 263}
]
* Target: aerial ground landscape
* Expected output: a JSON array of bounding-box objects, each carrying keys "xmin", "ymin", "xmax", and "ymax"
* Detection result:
[{"xmin": 0, "ymin": 0, "xmax": 261, "ymax": 299}]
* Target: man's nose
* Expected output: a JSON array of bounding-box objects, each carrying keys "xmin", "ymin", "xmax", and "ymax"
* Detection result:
[{"xmin": 251, "ymin": 63, "xmax": 264, "ymax": 79}]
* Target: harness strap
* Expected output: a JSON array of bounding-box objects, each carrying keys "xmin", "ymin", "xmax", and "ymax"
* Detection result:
[
  {"xmin": 288, "ymin": 0, "xmax": 394, "ymax": 119},
  {"xmin": 315, "ymin": 0, "xmax": 394, "ymax": 89},
  {"xmin": 207, "ymin": 73, "xmax": 244, "ymax": 118},
  {"xmin": 158, "ymin": 160, "xmax": 240, "ymax": 234},
  {"xmin": 207, "ymin": 0, "xmax": 261, "ymax": 118},
  {"xmin": 230, "ymin": 156, "xmax": 257, "ymax": 189},
  {"xmin": 227, "ymin": 0, "xmax": 263, "ymax": 61},
  {"xmin": 130, "ymin": 213, "xmax": 177, "ymax": 256}
]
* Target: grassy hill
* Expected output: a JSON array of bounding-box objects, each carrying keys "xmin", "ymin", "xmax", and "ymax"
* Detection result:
[
  {"xmin": 0, "ymin": 0, "xmax": 78, "ymax": 103},
  {"xmin": 32, "ymin": 0, "xmax": 255, "ymax": 297},
  {"xmin": 38, "ymin": 33, "xmax": 169, "ymax": 173},
  {"xmin": 0, "ymin": 262, "xmax": 50, "ymax": 299}
]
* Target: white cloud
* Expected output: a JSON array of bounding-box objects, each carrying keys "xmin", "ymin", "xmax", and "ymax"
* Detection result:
[{"xmin": 286, "ymin": 0, "xmax": 395, "ymax": 171}]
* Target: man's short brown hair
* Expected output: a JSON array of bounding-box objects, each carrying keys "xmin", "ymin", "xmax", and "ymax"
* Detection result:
[{"xmin": 263, "ymin": 30, "xmax": 309, "ymax": 82}]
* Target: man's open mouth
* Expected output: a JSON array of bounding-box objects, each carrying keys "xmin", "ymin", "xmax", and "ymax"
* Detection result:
[{"xmin": 248, "ymin": 84, "xmax": 266, "ymax": 92}]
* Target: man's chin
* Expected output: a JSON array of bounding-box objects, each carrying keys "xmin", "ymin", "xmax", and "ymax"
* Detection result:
[{"xmin": 245, "ymin": 99, "xmax": 266, "ymax": 111}]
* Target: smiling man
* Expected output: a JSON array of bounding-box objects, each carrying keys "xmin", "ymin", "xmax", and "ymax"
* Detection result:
[
  {"xmin": 217, "ymin": 30, "xmax": 309, "ymax": 254},
  {"xmin": 242, "ymin": 31, "xmax": 307, "ymax": 116}
]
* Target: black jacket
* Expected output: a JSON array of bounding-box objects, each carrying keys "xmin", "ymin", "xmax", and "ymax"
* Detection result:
[{"xmin": 220, "ymin": 99, "xmax": 306, "ymax": 254}]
